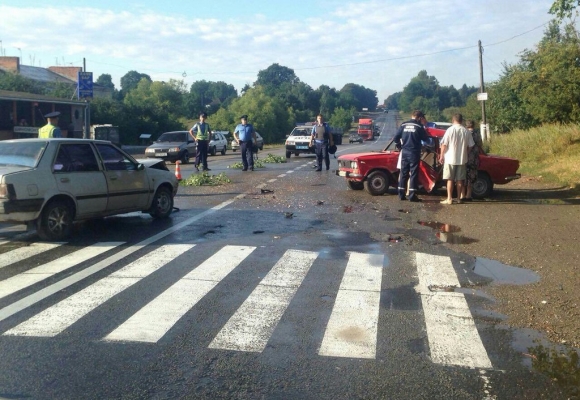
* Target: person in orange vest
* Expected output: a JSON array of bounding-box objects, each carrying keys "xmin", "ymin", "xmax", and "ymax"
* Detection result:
[{"xmin": 38, "ymin": 111, "xmax": 62, "ymax": 138}]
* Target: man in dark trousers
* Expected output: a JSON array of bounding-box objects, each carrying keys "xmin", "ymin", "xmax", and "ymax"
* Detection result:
[
  {"xmin": 189, "ymin": 112, "xmax": 212, "ymax": 171},
  {"xmin": 233, "ymin": 115, "xmax": 257, "ymax": 171},
  {"xmin": 310, "ymin": 114, "xmax": 334, "ymax": 171},
  {"xmin": 393, "ymin": 110, "xmax": 430, "ymax": 202}
]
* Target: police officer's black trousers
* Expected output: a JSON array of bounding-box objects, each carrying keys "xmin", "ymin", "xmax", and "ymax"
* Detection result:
[
  {"xmin": 240, "ymin": 141, "xmax": 254, "ymax": 170},
  {"xmin": 315, "ymin": 141, "xmax": 330, "ymax": 170},
  {"xmin": 195, "ymin": 140, "xmax": 209, "ymax": 169},
  {"xmin": 398, "ymin": 152, "xmax": 420, "ymax": 200}
]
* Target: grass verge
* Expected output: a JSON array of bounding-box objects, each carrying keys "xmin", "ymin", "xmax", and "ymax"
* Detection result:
[{"xmin": 489, "ymin": 124, "xmax": 580, "ymax": 187}]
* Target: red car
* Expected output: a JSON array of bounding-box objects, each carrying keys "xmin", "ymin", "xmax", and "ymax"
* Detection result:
[{"xmin": 336, "ymin": 128, "xmax": 520, "ymax": 198}]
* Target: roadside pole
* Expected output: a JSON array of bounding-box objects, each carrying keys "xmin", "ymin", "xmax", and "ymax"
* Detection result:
[{"xmin": 478, "ymin": 40, "xmax": 489, "ymax": 142}]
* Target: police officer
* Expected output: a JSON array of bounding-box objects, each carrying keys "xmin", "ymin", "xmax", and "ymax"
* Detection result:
[
  {"xmin": 393, "ymin": 110, "xmax": 429, "ymax": 202},
  {"xmin": 233, "ymin": 115, "xmax": 257, "ymax": 171},
  {"xmin": 189, "ymin": 112, "xmax": 212, "ymax": 171},
  {"xmin": 310, "ymin": 114, "xmax": 334, "ymax": 171},
  {"xmin": 38, "ymin": 111, "xmax": 62, "ymax": 138}
]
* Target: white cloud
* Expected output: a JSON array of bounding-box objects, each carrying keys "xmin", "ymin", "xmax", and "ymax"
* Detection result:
[{"xmin": 0, "ymin": 1, "xmax": 561, "ymax": 100}]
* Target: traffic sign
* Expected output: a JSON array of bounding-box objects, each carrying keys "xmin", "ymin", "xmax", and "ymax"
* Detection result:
[
  {"xmin": 477, "ymin": 92, "xmax": 488, "ymax": 101},
  {"xmin": 77, "ymin": 71, "xmax": 93, "ymax": 99}
]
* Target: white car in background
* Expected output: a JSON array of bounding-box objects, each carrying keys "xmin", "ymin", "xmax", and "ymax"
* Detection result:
[
  {"xmin": 0, "ymin": 139, "xmax": 178, "ymax": 241},
  {"xmin": 231, "ymin": 132, "xmax": 264, "ymax": 152},
  {"xmin": 209, "ymin": 131, "xmax": 228, "ymax": 155}
]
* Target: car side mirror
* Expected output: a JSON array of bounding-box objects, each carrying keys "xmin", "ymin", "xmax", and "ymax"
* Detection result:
[{"xmin": 137, "ymin": 163, "xmax": 145, "ymax": 171}]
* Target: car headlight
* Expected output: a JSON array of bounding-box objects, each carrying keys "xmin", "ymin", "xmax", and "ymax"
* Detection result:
[
  {"xmin": 169, "ymin": 147, "xmax": 180, "ymax": 152},
  {"xmin": 145, "ymin": 148, "xmax": 155, "ymax": 153},
  {"xmin": 0, "ymin": 184, "xmax": 16, "ymax": 200},
  {"xmin": 350, "ymin": 161, "xmax": 358, "ymax": 169},
  {"xmin": 286, "ymin": 141, "xmax": 294, "ymax": 145}
]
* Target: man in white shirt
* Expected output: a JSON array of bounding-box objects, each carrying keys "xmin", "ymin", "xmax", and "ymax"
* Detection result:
[{"xmin": 438, "ymin": 113, "xmax": 475, "ymax": 204}]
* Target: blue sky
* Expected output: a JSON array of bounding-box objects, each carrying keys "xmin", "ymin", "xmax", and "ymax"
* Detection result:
[{"xmin": 0, "ymin": 0, "xmax": 561, "ymax": 101}]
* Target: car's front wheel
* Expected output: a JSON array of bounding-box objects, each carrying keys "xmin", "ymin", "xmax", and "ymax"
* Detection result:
[
  {"xmin": 259, "ymin": 144, "xmax": 263, "ymax": 151},
  {"xmin": 472, "ymin": 172, "xmax": 493, "ymax": 199},
  {"xmin": 149, "ymin": 187, "xmax": 174, "ymax": 218},
  {"xmin": 364, "ymin": 171, "xmax": 390, "ymax": 196},
  {"xmin": 221, "ymin": 146, "xmax": 226, "ymax": 155},
  {"xmin": 37, "ymin": 199, "xmax": 74, "ymax": 241},
  {"xmin": 347, "ymin": 180, "xmax": 364, "ymax": 190},
  {"xmin": 181, "ymin": 151, "xmax": 190, "ymax": 164},
  {"xmin": 210, "ymin": 146, "xmax": 217, "ymax": 156},
  {"xmin": 286, "ymin": 151, "xmax": 292, "ymax": 158}
]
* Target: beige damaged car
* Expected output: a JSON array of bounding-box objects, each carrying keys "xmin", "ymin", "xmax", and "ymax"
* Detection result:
[{"xmin": 0, "ymin": 139, "xmax": 178, "ymax": 241}]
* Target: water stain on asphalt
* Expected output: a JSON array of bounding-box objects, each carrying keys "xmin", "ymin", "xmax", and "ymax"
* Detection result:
[
  {"xmin": 381, "ymin": 286, "xmax": 421, "ymax": 310},
  {"xmin": 473, "ymin": 257, "xmax": 540, "ymax": 285},
  {"xmin": 338, "ymin": 326, "xmax": 365, "ymax": 341},
  {"xmin": 417, "ymin": 220, "xmax": 478, "ymax": 244}
]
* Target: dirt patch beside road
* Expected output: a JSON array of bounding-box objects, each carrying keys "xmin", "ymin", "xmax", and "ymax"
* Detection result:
[{"xmin": 430, "ymin": 176, "xmax": 580, "ymax": 347}]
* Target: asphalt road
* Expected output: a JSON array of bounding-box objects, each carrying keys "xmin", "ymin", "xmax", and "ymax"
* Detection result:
[{"xmin": 0, "ymin": 113, "xmax": 564, "ymax": 399}]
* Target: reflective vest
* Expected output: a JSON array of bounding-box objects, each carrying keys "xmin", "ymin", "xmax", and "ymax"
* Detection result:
[
  {"xmin": 196, "ymin": 123, "xmax": 210, "ymax": 140},
  {"xmin": 38, "ymin": 123, "xmax": 57, "ymax": 138}
]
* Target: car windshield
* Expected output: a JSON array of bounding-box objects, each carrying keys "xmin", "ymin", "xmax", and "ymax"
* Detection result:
[
  {"xmin": 290, "ymin": 128, "xmax": 310, "ymax": 136},
  {"xmin": 359, "ymin": 124, "xmax": 372, "ymax": 130},
  {"xmin": 157, "ymin": 132, "xmax": 186, "ymax": 142},
  {"xmin": 0, "ymin": 141, "xmax": 46, "ymax": 167}
]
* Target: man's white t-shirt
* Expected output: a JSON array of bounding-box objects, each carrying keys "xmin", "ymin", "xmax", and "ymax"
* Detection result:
[{"xmin": 441, "ymin": 124, "xmax": 475, "ymax": 165}]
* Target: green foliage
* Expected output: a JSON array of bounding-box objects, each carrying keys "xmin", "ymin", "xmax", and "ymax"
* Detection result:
[
  {"xmin": 329, "ymin": 107, "xmax": 355, "ymax": 133},
  {"xmin": 180, "ymin": 172, "xmax": 231, "ymax": 186},
  {"xmin": 339, "ymin": 83, "xmax": 378, "ymax": 110},
  {"xmin": 186, "ymin": 80, "xmax": 237, "ymax": 118},
  {"xmin": 229, "ymin": 159, "xmax": 265, "ymax": 169},
  {"xmin": 261, "ymin": 153, "xmax": 287, "ymax": 163},
  {"xmin": 120, "ymin": 71, "xmax": 151, "ymax": 95},
  {"xmin": 487, "ymin": 22, "xmax": 580, "ymax": 132},
  {"xmin": 549, "ymin": 0, "xmax": 580, "ymax": 20},
  {"xmin": 529, "ymin": 344, "xmax": 580, "ymax": 398}
]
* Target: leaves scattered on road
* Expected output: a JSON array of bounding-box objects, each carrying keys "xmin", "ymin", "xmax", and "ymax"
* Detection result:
[{"xmin": 180, "ymin": 172, "xmax": 232, "ymax": 186}]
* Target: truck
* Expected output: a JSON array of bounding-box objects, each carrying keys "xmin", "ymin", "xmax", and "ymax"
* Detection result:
[
  {"xmin": 357, "ymin": 118, "xmax": 374, "ymax": 141},
  {"xmin": 90, "ymin": 125, "xmax": 120, "ymax": 146}
]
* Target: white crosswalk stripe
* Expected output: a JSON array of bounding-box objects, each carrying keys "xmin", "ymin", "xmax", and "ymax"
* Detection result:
[
  {"xmin": 0, "ymin": 242, "xmax": 64, "ymax": 270},
  {"xmin": 209, "ymin": 249, "xmax": 317, "ymax": 353},
  {"xmin": 319, "ymin": 252, "xmax": 384, "ymax": 359},
  {"xmin": 105, "ymin": 245, "xmax": 255, "ymax": 343},
  {"xmin": 0, "ymin": 242, "xmax": 123, "ymax": 300},
  {"xmin": 5, "ymin": 244, "xmax": 194, "ymax": 337},
  {"xmin": 415, "ymin": 252, "xmax": 492, "ymax": 369},
  {"xmin": 0, "ymin": 237, "xmax": 494, "ymax": 368}
]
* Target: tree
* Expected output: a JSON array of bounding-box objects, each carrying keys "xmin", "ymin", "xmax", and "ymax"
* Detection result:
[
  {"xmin": 120, "ymin": 70, "xmax": 152, "ymax": 96},
  {"xmin": 339, "ymin": 83, "xmax": 378, "ymax": 110},
  {"xmin": 549, "ymin": 0, "xmax": 580, "ymax": 20},
  {"xmin": 329, "ymin": 107, "xmax": 355, "ymax": 133},
  {"xmin": 96, "ymin": 74, "xmax": 115, "ymax": 90},
  {"xmin": 255, "ymin": 63, "xmax": 300, "ymax": 89}
]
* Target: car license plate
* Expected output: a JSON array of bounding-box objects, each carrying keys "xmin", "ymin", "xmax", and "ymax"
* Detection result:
[
  {"xmin": 296, "ymin": 145, "xmax": 308, "ymax": 149},
  {"xmin": 155, "ymin": 152, "xmax": 167, "ymax": 157},
  {"xmin": 338, "ymin": 171, "xmax": 347, "ymax": 176}
]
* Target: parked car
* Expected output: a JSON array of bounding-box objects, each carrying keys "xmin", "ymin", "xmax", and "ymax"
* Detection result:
[
  {"xmin": 285, "ymin": 126, "xmax": 314, "ymax": 158},
  {"xmin": 209, "ymin": 131, "xmax": 228, "ymax": 155},
  {"xmin": 0, "ymin": 139, "xmax": 178, "ymax": 240},
  {"xmin": 349, "ymin": 134, "xmax": 363, "ymax": 144},
  {"xmin": 336, "ymin": 128, "xmax": 520, "ymax": 198},
  {"xmin": 145, "ymin": 131, "xmax": 196, "ymax": 164},
  {"xmin": 426, "ymin": 122, "xmax": 452, "ymax": 130},
  {"xmin": 231, "ymin": 132, "xmax": 264, "ymax": 152}
]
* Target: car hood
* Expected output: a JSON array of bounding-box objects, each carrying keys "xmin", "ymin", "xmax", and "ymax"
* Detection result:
[
  {"xmin": 135, "ymin": 158, "xmax": 169, "ymax": 168},
  {"xmin": 338, "ymin": 151, "xmax": 392, "ymax": 161},
  {"xmin": 147, "ymin": 141, "xmax": 187, "ymax": 149}
]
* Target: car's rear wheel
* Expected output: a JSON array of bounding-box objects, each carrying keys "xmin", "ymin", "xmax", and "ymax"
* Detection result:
[
  {"xmin": 347, "ymin": 180, "xmax": 364, "ymax": 190},
  {"xmin": 221, "ymin": 146, "xmax": 226, "ymax": 155},
  {"xmin": 259, "ymin": 144, "xmax": 263, "ymax": 151},
  {"xmin": 149, "ymin": 187, "xmax": 174, "ymax": 218},
  {"xmin": 364, "ymin": 171, "xmax": 390, "ymax": 196},
  {"xmin": 472, "ymin": 172, "xmax": 493, "ymax": 199},
  {"xmin": 37, "ymin": 199, "xmax": 74, "ymax": 241},
  {"xmin": 181, "ymin": 151, "xmax": 190, "ymax": 164},
  {"xmin": 286, "ymin": 151, "xmax": 292, "ymax": 158}
]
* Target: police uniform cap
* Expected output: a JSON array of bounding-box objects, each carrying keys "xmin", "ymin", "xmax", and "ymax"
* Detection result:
[
  {"xmin": 199, "ymin": 112, "xmax": 207, "ymax": 118},
  {"xmin": 240, "ymin": 115, "xmax": 248, "ymax": 119},
  {"xmin": 44, "ymin": 111, "xmax": 61, "ymax": 118}
]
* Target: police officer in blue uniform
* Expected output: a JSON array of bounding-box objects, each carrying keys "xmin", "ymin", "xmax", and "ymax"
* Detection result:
[
  {"xmin": 233, "ymin": 115, "xmax": 257, "ymax": 171},
  {"xmin": 393, "ymin": 110, "xmax": 429, "ymax": 202}
]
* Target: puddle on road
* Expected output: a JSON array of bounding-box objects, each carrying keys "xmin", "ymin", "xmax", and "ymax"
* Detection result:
[
  {"xmin": 417, "ymin": 220, "xmax": 478, "ymax": 244},
  {"xmin": 473, "ymin": 257, "xmax": 540, "ymax": 285}
]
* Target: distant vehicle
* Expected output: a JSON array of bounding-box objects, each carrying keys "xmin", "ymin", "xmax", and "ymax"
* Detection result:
[
  {"xmin": 357, "ymin": 118, "xmax": 374, "ymax": 141},
  {"xmin": 0, "ymin": 139, "xmax": 178, "ymax": 240},
  {"xmin": 285, "ymin": 126, "xmax": 314, "ymax": 158},
  {"xmin": 145, "ymin": 131, "xmax": 196, "ymax": 164},
  {"xmin": 336, "ymin": 127, "xmax": 521, "ymax": 198},
  {"xmin": 426, "ymin": 122, "xmax": 452, "ymax": 130},
  {"xmin": 231, "ymin": 132, "xmax": 264, "ymax": 152},
  {"xmin": 349, "ymin": 134, "xmax": 363, "ymax": 144},
  {"xmin": 209, "ymin": 131, "xmax": 228, "ymax": 155}
]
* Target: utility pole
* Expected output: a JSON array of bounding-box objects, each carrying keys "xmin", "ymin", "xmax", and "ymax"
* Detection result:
[
  {"xmin": 478, "ymin": 40, "xmax": 488, "ymax": 142},
  {"xmin": 83, "ymin": 57, "xmax": 91, "ymax": 139}
]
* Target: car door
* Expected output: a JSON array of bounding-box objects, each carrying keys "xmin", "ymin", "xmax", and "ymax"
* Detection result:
[
  {"xmin": 52, "ymin": 143, "xmax": 108, "ymax": 218},
  {"xmin": 218, "ymin": 133, "xmax": 226, "ymax": 152},
  {"xmin": 95, "ymin": 143, "xmax": 150, "ymax": 213},
  {"xmin": 417, "ymin": 138, "xmax": 442, "ymax": 192},
  {"xmin": 186, "ymin": 132, "xmax": 197, "ymax": 157}
]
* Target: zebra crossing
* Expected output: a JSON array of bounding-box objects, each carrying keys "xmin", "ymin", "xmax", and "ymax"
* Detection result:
[{"xmin": 0, "ymin": 238, "xmax": 493, "ymax": 370}]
